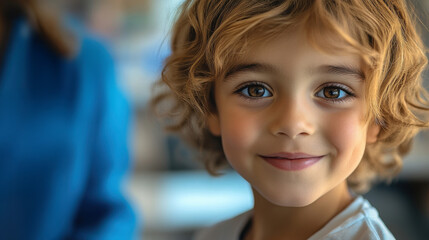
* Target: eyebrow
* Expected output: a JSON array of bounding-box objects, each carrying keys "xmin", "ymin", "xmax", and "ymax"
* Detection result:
[
  {"xmin": 315, "ymin": 64, "xmax": 365, "ymax": 81},
  {"xmin": 224, "ymin": 63, "xmax": 364, "ymax": 80},
  {"xmin": 225, "ymin": 63, "xmax": 277, "ymax": 79}
]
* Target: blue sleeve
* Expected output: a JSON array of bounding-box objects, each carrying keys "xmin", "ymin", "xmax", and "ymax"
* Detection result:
[{"xmin": 68, "ymin": 38, "xmax": 137, "ymax": 240}]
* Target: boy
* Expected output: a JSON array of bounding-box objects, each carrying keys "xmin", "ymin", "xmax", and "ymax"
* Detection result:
[{"xmin": 152, "ymin": 0, "xmax": 429, "ymax": 239}]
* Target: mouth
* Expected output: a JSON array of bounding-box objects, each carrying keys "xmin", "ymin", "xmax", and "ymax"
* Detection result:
[{"xmin": 259, "ymin": 152, "xmax": 325, "ymax": 171}]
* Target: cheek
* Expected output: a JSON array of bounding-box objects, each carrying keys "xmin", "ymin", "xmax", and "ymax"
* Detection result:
[
  {"xmin": 218, "ymin": 109, "xmax": 261, "ymax": 159},
  {"xmin": 323, "ymin": 110, "xmax": 366, "ymax": 159}
]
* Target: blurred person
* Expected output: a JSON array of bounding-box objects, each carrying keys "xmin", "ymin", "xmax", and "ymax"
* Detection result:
[{"xmin": 0, "ymin": 1, "xmax": 137, "ymax": 239}]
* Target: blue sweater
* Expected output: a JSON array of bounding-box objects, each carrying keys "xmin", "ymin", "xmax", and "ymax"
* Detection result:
[{"xmin": 0, "ymin": 19, "xmax": 136, "ymax": 239}]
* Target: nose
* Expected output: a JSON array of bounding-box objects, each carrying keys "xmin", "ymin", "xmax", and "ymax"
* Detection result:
[{"xmin": 269, "ymin": 96, "xmax": 315, "ymax": 139}]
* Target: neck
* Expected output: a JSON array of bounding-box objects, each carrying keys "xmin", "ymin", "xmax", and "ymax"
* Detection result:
[{"xmin": 245, "ymin": 182, "xmax": 352, "ymax": 240}]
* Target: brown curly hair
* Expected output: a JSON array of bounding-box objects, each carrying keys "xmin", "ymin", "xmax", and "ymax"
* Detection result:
[{"xmin": 152, "ymin": 0, "xmax": 429, "ymax": 193}]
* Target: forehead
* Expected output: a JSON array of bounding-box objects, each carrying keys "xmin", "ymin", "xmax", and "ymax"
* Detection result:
[
  {"xmin": 213, "ymin": 2, "xmax": 374, "ymax": 80},
  {"xmin": 226, "ymin": 25, "xmax": 364, "ymax": 79}
]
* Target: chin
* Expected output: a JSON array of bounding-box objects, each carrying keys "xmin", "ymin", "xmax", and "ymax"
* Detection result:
[
  {"xmin": 274, "ymin": 195, "xmax": 319, "ymax": 208},
  {"xmin": 257, "ymin": 186, "xmax": 322, "ymax": 207}
]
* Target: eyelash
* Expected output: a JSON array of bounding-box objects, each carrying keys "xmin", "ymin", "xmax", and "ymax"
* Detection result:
[
  {"xmin": 315, "ymin": 83, "xmax": 356, "ymax": 103},
  {"xmin": 233, "ymin": 82, "xmax": 356, "ymax": 103},
  {"xmin": 234, "ymin": 82, "xmax": 273, "ymax": 99}
]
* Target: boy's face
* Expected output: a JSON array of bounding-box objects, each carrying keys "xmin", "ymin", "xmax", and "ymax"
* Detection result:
[{"xmin": 207, "ymin": 27, "xmax": 380, "ymax": 207}]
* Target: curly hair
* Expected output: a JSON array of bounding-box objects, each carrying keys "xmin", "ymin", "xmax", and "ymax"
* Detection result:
[{"xmin": 152, "ymin": 0, "xmax": 429, "ymax": 193}]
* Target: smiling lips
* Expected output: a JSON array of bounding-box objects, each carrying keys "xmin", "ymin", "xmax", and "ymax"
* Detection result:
[{"xmin": 260, "ymin": 152, "xmax": 324, "ymax": 171}]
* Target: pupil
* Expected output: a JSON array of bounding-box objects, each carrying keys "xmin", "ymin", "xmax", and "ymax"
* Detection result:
[
  {"xmin": 324, "ymin": 87, "xmax": 339, "ymax": 98},
  {"xmin": 249, "ymin": 86, "xmax": 265, "ymax": 97}
]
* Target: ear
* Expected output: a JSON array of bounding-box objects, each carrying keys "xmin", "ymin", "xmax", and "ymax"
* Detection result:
[
  {"xmin": 366, "ymin": 121, "xmax": 380, "ymax": 144},
  {"xmin": 207, "ymin": 113, "xmax": 221, "ymax": 136}
]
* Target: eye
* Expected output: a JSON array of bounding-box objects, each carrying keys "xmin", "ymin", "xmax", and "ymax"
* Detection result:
[
  {"xmin": 237, "ymin": 83, "xmax": 273, "ymax": 98},
  {"xmin": 315, "ymin": 85, "xmax": 355, "ymax": 102}
]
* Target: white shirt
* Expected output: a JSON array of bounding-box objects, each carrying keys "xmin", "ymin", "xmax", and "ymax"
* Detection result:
[{"xmin": 194, "ymin": 196, "xmax": 395, "ymax": 240}]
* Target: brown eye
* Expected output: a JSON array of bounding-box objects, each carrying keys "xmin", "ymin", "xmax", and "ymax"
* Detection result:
[
  {"xmin": 238, "ymin": 84, "xmax": 272, "ymax": 98},
  {"xmin": 323, "ymin": 87, "xmax": 340, "ymax": 98},
  {"xmin": 248, "ymin": 86, "xmax": 266, "ymax": 97},
  {"xmin": 315, "ymin": 85, "xmax": 353, "ymax": 102}
]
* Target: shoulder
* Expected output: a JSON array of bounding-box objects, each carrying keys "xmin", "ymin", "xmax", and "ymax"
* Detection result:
[
  {"xmin": 65, "ymin": 19, "xmax": 115, "ymax": 74},
  {"xmin": 194, "ymin": 211, "xmax": 252, "ymax": 240},
  {"xmin": 13, "ymin": 17, "xmax": 114, "ymax": 79},
  {"xmin": 310, "ymin": 196, "xmax": 395, "ymax": 240},
  {"xmin": 58, "ymin": 19, "xmax": 119, "ymax": 98}
]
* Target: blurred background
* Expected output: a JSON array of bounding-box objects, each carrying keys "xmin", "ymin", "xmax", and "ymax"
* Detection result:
[{"xmin": 40, "ymin": 0, "xmax": 429, "ymax": 239}]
